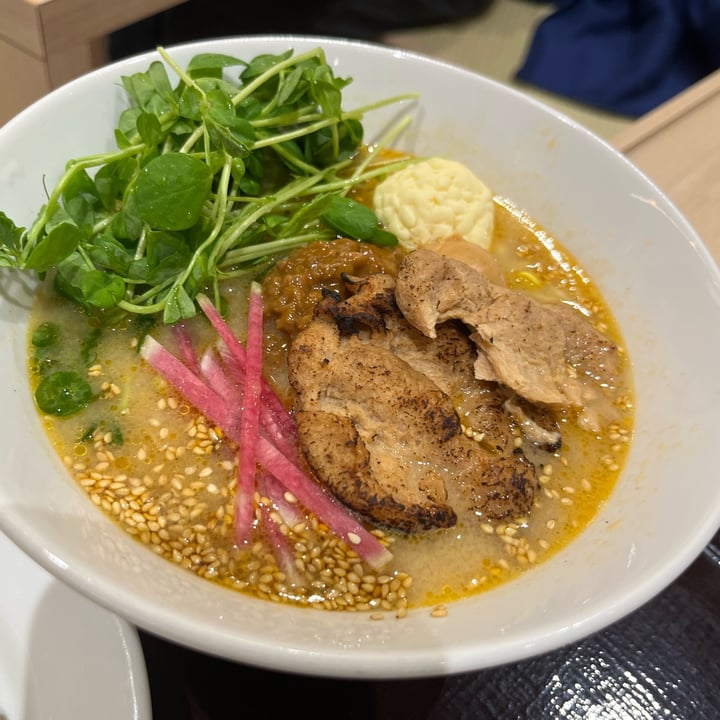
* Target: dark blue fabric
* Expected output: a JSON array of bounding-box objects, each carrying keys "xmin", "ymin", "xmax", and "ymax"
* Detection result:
[{"xmin": 516, "ymin": 0, "xmax": 720, "ymax": 117}]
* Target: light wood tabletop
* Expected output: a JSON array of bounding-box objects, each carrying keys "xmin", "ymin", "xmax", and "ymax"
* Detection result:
[{"xmin": 611, "ymin": 68, "xmax": 720, "ymax": 259}]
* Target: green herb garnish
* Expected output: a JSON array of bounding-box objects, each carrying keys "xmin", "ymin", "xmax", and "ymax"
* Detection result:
[
  {"xmin": 35, "ymin": 371, "xmax": 93, "ymax": 416},
  {"xmin": 0, "ymin": 47, "xmax": 417, "ymax": 324}
]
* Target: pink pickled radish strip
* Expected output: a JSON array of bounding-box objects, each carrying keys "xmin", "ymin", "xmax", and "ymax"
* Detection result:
[
  {"xmin": 258, "ymin": 379, "xmax": 297, "ymax": 444},
  {"xmin": 256, "ymin": 488, "xmax": 302, "ymax": 584},
  {"xmin": 171, "ymin": 322, "xmax": 201, "ymax": 375},
  {"xmin": 141, "ymin": 307, "xmax": 393, "ymax": 569},
  {"xmin": 196, "ymin": 292, "xmax": 249, "ymax": 365},
  {"xmin": 198, "ymin": 294, "xmax": 297, "ymax": 441},
  {"xmin": 199, "ymin": 347, "xmax": 243, "ymax": 413},
  {"xmin": 233, "ymin": 449, "xmax": 255, "ymax": 545},
  {"xmin": 255, "ymin": 436, "xmax": 393, "ymax": 570},
  {"xmin": 215, "ymin": 340, "xmax": 297, "ymax": 458},
  {"xmin": 140, "ymin": 336, "xmax": 235, "ymax": 432},
  {"xmin": 234, "ymin": 282, "xmax": 264, "ymax": 544},
  {"xmin": 258, "ymin": 470, "xmax": 304, "ymax": 527}
]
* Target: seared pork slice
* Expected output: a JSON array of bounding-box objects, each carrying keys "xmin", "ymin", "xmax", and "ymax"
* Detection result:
[
  {"xmin": 333, "ymin": 274, "xmax": 523, "ymax": 454},
  {"xmin": 289, "ymin": 313, "xmax": 458, "ymax": 532},
  {"xmin": 395, "ymin": 249, "xmax": 620, "ymax": 428},
  {"xmin": 288, "ymin": 289, "xmax": 537, "ymax": 533}
]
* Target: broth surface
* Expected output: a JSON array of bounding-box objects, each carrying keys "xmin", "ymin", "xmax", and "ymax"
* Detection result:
[{"xmin": 28, "ymin": 197, "xmax": 634, "ymax": 614}]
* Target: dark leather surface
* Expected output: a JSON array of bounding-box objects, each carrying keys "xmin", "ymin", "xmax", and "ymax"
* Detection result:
[{"xmin": 140, "ymin": 531, "xmax": 720, "ymax": 719}]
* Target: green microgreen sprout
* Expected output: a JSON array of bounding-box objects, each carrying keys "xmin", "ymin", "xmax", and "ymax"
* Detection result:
[{"xmin": 0, "ymin": 46, "xmax": 419, "ymax": 324}]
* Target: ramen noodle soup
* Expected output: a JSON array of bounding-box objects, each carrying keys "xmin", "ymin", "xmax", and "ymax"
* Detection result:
[{"xmin": 28, "ymin": 178, "xmax": 634, "ymax": 616}]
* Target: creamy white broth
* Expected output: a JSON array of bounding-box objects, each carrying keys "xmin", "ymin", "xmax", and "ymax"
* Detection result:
[{"xmin": 28, "ymin": 198, "xmax": 634, "ymax": 614}]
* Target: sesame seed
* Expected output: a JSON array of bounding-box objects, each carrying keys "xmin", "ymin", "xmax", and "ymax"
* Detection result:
[{"xmin": 54, "ymin": 286, "xmax": 628, "ymax": 620}]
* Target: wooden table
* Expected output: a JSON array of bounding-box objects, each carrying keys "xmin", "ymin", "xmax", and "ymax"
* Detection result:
[
  {"xmin": 0, "ymin": 0, "xmax": 186, "ymax": 125},
  {"xmin": 611, "ymin": 67, "xmax": 720, "ymax": 257}
]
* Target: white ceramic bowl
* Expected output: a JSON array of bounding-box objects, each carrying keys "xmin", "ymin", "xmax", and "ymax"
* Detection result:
[{"xmin": 1, "ymin": 35, "xmax": 719, "ymax": 680}]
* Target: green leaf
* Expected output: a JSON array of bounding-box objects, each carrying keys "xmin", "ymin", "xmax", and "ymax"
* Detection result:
[
  {"xmin": 25, "ymin": 222, "xmax": 81, "ymax": 272},
  {"xmin": 235, "ymin": 95, "xmax": 263, "ymax": 121},
  {"xmin": 64, "ymin": 194, "xmax": 98, "ymax": 230},
  {"xmin": 63, "ymin": 169, "xmax": 104, "ymax": 230},
  {"xmin": 240, "ymin": 50, "xmax": 293, "ymax": 83},
  {"xmin": 205, "ymin": 87, "xmax": 236, "ymax": 126},
  {"xmin": 80, "ymin": 327, "xmax": 102, "ymax": 365},
  {"xmin": 230, "ymin": 157, "xmax": 246, "ymax": 183},
  {"xmin": 114, "ymin": 127, "xmax": 133, "ymax": 149},
  {"xmin": 62, "ymin": 168, "xmax": 100, "ymax": 208},
  {"xmin": 0, "ymin": 212, "xmax": 25, "ymax": 253},
  {"xmin": 187, "ymin": 53, "xmax": 246, "ymax": 79},
  {"xmin": 127, "ymin": 256, "xmax": 151, "ymax": 282},
  {"xmin": 121, "ymin": 61, "xmax": 175, "ymax": 116},
  {"xmin": 35, "ymin": 371, "xmax": 93, "ymax": 417},
  {"xmin": 94, "ymin": 157, "xmax": 136, "ymax": 212},
  {"xmin": 178, "ymin": 86, "xmax": 203, "ymax": 122},
  {"xmin": 117, "ymin": 107, "xmax": 142, "ymax": 138},
  {"xmin": 276, "ymin": 66, "xmax": 304, "ymax": 107},
  {"xmin": 54, "ymin": 253, "xmax": 86, "ymax": 301},
  {"xmin": 80, "ymin": 269, "xmax": 126, "ymax": 309},
  {"xmin": 321, "ymin": 196, "xmax": 381, "ymax": 240},
  {"xmin": 111, "ymin": 194, "xmax": 144, "ymax": 242},
  {"xmin": 185, "ymin": 252, "xmax": 209, "ymax": 297},
  {"xmin": 238, "ymin": 174, "xmax": 261, "ymax": 196},
  {"xmin": 304, "ymin": 118, "xmax": 363, "ymax": 166},
  {"xmin": 133, "ymin": 153, "xmax": 213, "ymax": 231},
  {"xmin": 144, "ymin": 230, "xmax": 192, "ymax": 282},
  {"xmin": 55, "ymin": 249, "xmax": 125, "ymax": 310},
  {"xmin": 169, "ymin": 117, "xmax": 196, "ymax": 137},
  {"xmin": 207, "ymin": 117, "xmax": 254, "ymax": 157},
  {"xmin": 163, "ymin": 284, "xmax": 196, "ymax": 324},
  {"xmin": 311, "ymin": 64, "xmax": 343, "ymax": 118},
  {"xmin": 148, "ymin": 61, "xmax": 174, "ymax": 97},
  {"xmin": 137, "ymin": 111, "xmax": 163, "ymax": 146},
  {"xmin": 31, "ymin": 321, "xmax": 60, "ymax": 348},
  {"xmin": 87, "ymin": 231, "xmax": 133, "ymax": 275},
  {"xmin": 369, "ymin": 227, "xmax": 398, "ymax": 247},
  {"xmin": 81, "ymin": 419, "xmax": 123, "ymax": 445},
  {"xmin": 278, "ymin": 194, "xmax": 330, "ymax": 238}
]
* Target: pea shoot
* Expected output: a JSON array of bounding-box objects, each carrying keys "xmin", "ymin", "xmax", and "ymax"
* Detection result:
[{"xmin": 0, "ymin": 46, "xmax": 417, "ymax": 324}]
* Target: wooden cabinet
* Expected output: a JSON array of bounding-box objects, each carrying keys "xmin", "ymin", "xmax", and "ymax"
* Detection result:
[{"xmin": 0, "ymin": 0, "xmax": 186, "ymax": 125}]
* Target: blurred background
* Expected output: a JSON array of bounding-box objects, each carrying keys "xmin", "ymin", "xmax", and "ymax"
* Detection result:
[
  {"xmin": 4, "ymin": 0, "xmax": 719, "ymax": 133},
  {"xmin": 107, "ymin": 0, "xmax": 720, "ymax": 137},
  {"xmin": 106, "ymin": 0, "xmax": 628, "ymax": 137}
]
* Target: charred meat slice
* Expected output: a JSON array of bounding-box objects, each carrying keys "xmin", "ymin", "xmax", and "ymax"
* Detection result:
[
  {"xmin": 287, "ymin": 284, "xmax": 537, "ymax": 533},
  {"xmin": 395, "ymin": 249, "xmax": 621, "ymax": 430},
  {"xmin": 332, "ymin": 274, "xmax": 559, "ymax": 454},
  {"xmin": 295, "ymin": 408, "xmax": 457, "ymax": 533},
  {"xmin": 289, "ymin": 309, "xmax": 459, "ymax": 532}
]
